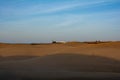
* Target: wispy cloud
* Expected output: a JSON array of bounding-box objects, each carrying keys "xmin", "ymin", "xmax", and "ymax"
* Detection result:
[
  {"xmin": 39, "ymin": 0, "xmax": 117, "ymax": 14},
  {"xmin": 0, "ymin": 0, "xmax": 119, "ymax": 16},
  {"xmin": 0, "ymin": 0, "xmax": 120, "ymax": 42}
]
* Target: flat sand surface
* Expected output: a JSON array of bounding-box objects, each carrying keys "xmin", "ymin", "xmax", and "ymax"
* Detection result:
[
  {"xmin": 0, "ymin": 42, "xmax": 120, "ymax": 60},
  {"xmin": 0, "ymin": 42, "xmax": 120, "ymax": 80}
]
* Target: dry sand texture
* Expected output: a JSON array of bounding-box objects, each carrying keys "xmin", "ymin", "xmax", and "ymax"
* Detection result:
[
  {"xmin": 0, "ymin": 42, "xmax": 120, "ymax": 60},
  {"xmin": 0, "ymin": 42, "xmax": 120, "ymax": 80}
]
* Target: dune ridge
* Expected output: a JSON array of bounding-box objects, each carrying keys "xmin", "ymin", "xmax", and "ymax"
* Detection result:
[{"xmin": 0, "ymin": 42, "xmax": 120, "ymax": 79}]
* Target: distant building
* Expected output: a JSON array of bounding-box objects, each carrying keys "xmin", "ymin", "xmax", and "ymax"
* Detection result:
[
  {"xmin": 52, "ymin": 41, "xmax": 57, "ymax": 43},
  {"xmin": 52, "ymin": 41, "xmax": 66, "ymax": 44}
]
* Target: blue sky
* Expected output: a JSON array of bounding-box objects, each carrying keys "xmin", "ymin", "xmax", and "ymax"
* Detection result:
[{"xmin": 0, "ymin": 0, "xmax": 120, "ymax": 43}]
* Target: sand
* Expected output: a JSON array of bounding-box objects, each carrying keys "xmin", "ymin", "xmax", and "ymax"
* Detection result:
[
  {"xmin": 0, "ymin": 42, "xmax": 120, "ymax": 60},
  {"xmin": 0, "ymin": 42, "xmax": 120, "ymax": 80}
]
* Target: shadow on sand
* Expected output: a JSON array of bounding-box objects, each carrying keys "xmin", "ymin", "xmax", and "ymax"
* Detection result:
[{"xmin": 0, "ymin": 53, "xmax": 120, "ymax": 80}]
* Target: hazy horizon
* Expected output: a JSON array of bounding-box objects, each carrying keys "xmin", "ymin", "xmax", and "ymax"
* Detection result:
[{"xmin": 0, "ymin": 0, "xmax": 120, "ymax": 43}]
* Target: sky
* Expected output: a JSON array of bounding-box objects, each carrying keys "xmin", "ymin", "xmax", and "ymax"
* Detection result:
[{"xmin": 0, "ymin": 0, "xmax": 120, "ymax": 43}]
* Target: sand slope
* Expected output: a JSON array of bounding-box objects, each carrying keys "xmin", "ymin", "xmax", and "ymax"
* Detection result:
[
  {"xmin": 0, "ymin": 42, "xmax": 120, "ymax": 60},
  {"xmin": 0, "ymin": 54, "xmax": 120, "ymax": 80},
  {"xmin": 0, "ymin": 42, "xmax": 120, "ymax": 80}
]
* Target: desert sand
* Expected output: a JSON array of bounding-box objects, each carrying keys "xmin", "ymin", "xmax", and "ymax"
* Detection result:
[
  {"xmin": 0, "ymin": 42, "xmax": 120, "ymax": 80},
  {"xmin": 0, "ymin": 41, "xmax": 120, "ymax": 60}
]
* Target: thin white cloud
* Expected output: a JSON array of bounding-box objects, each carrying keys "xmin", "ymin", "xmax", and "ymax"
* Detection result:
[
  {"xmin": 1, "ymin": 9, "xmax": 119, "ymax": 27},
  {"xmin": 0, "ymin": 8, "xmax": 120, "ymax": 42},
  {"xmin": 0, "ymin": 0, "xmax": 118, "ymax": 16},
  {"xmin": 39, "ymin": 0, "xmax": 112, "ymax": 13}
]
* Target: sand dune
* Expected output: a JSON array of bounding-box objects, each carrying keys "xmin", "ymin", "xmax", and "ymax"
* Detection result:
[
  {"xmin": 0, "ymin": 42, "xmax": 120, "ymax": 60},
  {"xmin": 0, "ymin": 54, "xmax": 120, "ymax": 80},
  {"xmin": 0, "ymin": 54, "xmax": 120, "ymax": 72},
  {"xmin": 0, "ymin": 42, "xmax": 120, "ymax": 80}
]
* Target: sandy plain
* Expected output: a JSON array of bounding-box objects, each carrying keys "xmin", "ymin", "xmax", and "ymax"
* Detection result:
[{"xmin": 0, "ymin": 42, "xmax": 120, "ymax": 80}]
